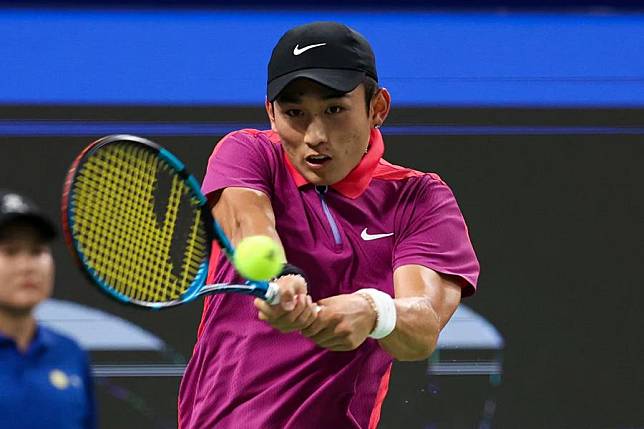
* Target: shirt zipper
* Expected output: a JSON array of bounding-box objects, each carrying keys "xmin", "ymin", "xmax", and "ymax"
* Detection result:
[{"xmin": 315, "ymin": 185, "xmax": 343, "ymax": 247}]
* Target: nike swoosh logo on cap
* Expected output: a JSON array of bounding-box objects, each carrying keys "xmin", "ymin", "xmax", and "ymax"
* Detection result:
[
  {"xmin": 360, "ymin": 228, "xmax": 394, "ymax": 241},
  {"xmin": 293, "ymin": 43, "xmax": 327, "ymax": 56}
]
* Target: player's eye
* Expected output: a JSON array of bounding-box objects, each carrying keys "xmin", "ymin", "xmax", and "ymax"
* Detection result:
[
  {"xmin": 284, "ymin": 109, "xmax": 303, "ymax": 118},
  {"xmin": 0, "ymin": 244, "xmax": 19, "ymax": 257},
  {"xmin": 326, "ymin": 105, "xmax": 344, "ymax": 114},
  {"xmin": 29, "ymin": 245, "xmax": 48, "ymax": 257}
]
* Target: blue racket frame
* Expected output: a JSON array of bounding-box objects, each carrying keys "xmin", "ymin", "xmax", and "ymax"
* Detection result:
[{"xmin": 62, "ymin": 134, "xmax": 279, "ymax": 310}]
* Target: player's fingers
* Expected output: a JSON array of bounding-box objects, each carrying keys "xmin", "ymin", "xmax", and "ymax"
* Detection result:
[
  {"xmin": 276, "ymin": 278, "xmax": 297, "ymax": 311},
  {"xmin": 276, "ymin": 275, "xmax": 308, "ymax": 311},
  {"xmin": 315, "ymin": 331, "xmax": 360, "ymax": 350},
  {"xmin": 254, "ymin": 297, "xmax": 286, "ymax": 320},
  {"xmin": 300, "ymin": 310, "xmax": 329, "ymax": 338},
  {"xmin": 300, "ymin": 319, "xmax": 321, "ymax": 337},
  {"xmin": 289, "ymin": 295, "xmax": 318, "ymax": 329},
  {"xmin": 289, "ymin": 274, "xmax": 308, "ymax": 295},
  {"xmin": 302, "ymin": 296, "xmax": 319, "ymax": 326},
  {"xmin": 310, "ymin": 317, "xmax": 355, "ymax": 345},
  {"xmin": 309, "ymin": 329, "xmax": 338, "ymax": 345},
  {"xmin": 274, "ymin": 294, "xmax": 307, "ymax": 325},
  {"xmin": 264, "ymin": 295, "xmax": 314, "ymax": 333}
]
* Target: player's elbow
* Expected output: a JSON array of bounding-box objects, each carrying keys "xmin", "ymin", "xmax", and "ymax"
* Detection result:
[
  {"xmin": 388, "ymin": 335, "xmax": 438, "ymax": 362},
  {"xmin": 393, "ymin": 344, "xmax": 435, "ymax": 361}
]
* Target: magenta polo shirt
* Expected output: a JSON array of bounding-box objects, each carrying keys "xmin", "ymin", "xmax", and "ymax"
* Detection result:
[{"xmin": 178, "ymin": 129, "xmax": 479, "ymax": 429}]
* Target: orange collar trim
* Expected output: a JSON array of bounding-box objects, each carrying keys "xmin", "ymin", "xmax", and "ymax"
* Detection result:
[{"xmin": 282, "ymin": 129, "xmax": 385, "ymax": 199}]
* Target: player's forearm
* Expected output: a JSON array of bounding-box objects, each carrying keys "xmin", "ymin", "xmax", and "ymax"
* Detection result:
[
  {"xmin": 213, "ymin": 187, "xmax": 285, "ymax": 260},
  {"xmin": 378, "ymin": 297, "xmax": 441, "ymax": 361},
  {"xmin": 235, "ymin": 209, "xmax": 279, "ymax": 245},
  {"xmin": 235, "ymin": 206, "xmax": 287, "ymax": 263}
]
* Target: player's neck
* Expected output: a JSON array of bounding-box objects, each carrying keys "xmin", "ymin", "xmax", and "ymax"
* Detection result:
[{"xmin": 0, "ymin": 308, "xmax": 37, "ymax": 352}]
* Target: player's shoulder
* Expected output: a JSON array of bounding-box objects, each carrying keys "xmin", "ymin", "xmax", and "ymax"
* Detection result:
[
  {"xmin": 221, "ymin": 129, "xmax": 281, "ymax": 148},
  {"xmin": 372, "ymin": 159, "xmax": 455, "ymax": 207},
  {"xmin": 373, "ymin": 158, "xmax": 446, "ymax": 186},
  {"xmin": 39, "ymin": 325, "xmax": 86, "ymax": 356},
  {"xmin": 210, "ymin": 129, "xmax": 282, "ymax": 163}
]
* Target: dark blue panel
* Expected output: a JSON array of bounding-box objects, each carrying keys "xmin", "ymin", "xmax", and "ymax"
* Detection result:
[
  {"xmin": 2, "ymin": 8, "xmax": 644, "ymax": 106},
  {"xmin": 2, "ymin": 120, "xmax": 643, "ymax": 136}
]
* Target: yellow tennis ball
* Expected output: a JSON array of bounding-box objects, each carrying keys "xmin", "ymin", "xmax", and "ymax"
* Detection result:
[{"xmin": 233, "ymin": 235, "xmax": 283, "ymax": 281}]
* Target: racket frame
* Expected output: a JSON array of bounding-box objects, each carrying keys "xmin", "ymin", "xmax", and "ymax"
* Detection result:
[{"xmin": 61, "ymin": 134, "xmax": 278, "ymax": 309}]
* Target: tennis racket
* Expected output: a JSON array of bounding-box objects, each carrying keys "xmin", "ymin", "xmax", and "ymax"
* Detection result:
[{"xmin": 61, "ymin": 134, "xmax": 280, "ymax": 309}]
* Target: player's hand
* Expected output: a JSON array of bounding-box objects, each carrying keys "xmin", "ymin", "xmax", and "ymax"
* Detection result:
[
  {"xmin": 253, "ymin": 274, "xmax": 318, "ymax": 333},
  {"xmin": 300, "ymin": 293, "xmax": 376, "ymax": 351}
]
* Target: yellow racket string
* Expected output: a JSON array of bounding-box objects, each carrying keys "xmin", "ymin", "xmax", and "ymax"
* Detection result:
[{"xmin": 70, "ymin": 143, "xmax": 208, "ymax": 303}]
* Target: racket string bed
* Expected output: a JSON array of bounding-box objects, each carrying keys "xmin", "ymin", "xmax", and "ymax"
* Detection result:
[
  {"xmin": 123, "ymin": 146, "xmax": 160, "ymax": 301},
  {"xmin": 70, "ymin": 142, "xmax": 206, "ymax": 303},
  {"xmin": 74, "ymin": 145, "xmax": 147, "ymax": 299},
  {"xmin": 63, "ymin": 135, "xmax": 265, "ymax": 308},
  {"xmin": 100, "ymin": 146, "xmax": 151, "ymax": 299},
  {"xmin": 125, "ymin": 148, "xmax": 152, "ymax": 299}
]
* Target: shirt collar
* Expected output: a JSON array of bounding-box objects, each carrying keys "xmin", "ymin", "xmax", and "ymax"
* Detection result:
[
  {"xmin": 282, "ymin": 128, "xmax": 384, "ymax": 199},
  {"xmin": 0, "ymin": 330, "xmax": 12, "ymax": 346},
  {"xmin": 0, "ymin": 324, "xmax": 52, "ymax": 354}
]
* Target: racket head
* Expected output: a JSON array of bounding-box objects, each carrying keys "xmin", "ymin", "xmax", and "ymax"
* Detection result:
[{"xmin": 61, "ymin": 134, "xmax": 214, "ymax": 309}]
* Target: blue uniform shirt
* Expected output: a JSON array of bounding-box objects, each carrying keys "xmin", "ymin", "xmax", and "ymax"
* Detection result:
[{"xmin": 0, "ymin": 325, "xmax": 96, "ymax": 429}]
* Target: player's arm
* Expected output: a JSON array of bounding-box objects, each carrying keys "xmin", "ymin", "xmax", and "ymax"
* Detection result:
[
  {"xmin": 377, "ymin": 264, "xmax": 462, "ymax": 361},
  {"xmin": 302, "ymin": 178, "xmax": 476, "ymax": 355},
  {"xmin": 212, "ymin": 187, "xmax": 316, "ymax": 325},
  {"xmin": 300, "ymin": 266, "xmax": 462, "ymax": 360},
  {"xmin": 211, "ymin": 186, "xmax": 282, "ymax": 249}
]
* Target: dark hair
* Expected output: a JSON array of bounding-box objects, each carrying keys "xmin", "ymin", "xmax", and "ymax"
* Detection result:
[{"xmin": 362, "ymin": 75, "xmax": 380, "ymax": 113}]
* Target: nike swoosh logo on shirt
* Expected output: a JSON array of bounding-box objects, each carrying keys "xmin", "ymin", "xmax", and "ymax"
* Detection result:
[
  {"xmin": 293, "ymin": 43, "xmax": 327, "ymax": 56},
  {"xmin": 360, "ymin": 228, "xmax": 394, "ymax": 241}
]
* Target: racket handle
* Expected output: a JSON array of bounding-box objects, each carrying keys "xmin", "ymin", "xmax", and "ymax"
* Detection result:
[
  {"xmin": 263, "ymin": 283, "xmax": 322, "ymax": 314},
  {"xmin": 264, "ymin": 281, "xmax": 281, "ymax": 305}
]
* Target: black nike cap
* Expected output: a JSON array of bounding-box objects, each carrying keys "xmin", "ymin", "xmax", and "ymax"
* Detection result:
[{"xmin": 267, "ymin": 21, "xmax": 378, "ymax": 101}]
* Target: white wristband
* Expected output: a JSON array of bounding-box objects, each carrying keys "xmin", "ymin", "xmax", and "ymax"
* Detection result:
[{"xmin": 357, "ymin": 288, "xmax": 397, "ymax": 339}]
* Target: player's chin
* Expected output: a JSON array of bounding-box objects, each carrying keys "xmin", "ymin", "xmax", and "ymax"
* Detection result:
[
  {"xmin": 17, "ymin": 285, "xmax": 49, "ymax": 300},
  {"xmin": 300, "ymin": 170, "xmax": 330, "ymax": 186},
  {"xmin": 2, "ymin": 297, "xmax": 42, "ymax": 314},
  {"xmin": 300, "ymin": 163, "xmax": 344, "ymax": 186}
]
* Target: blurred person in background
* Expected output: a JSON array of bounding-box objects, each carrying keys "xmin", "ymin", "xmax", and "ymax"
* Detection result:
[{"xmin": 0, "ymin": 190, "xmax": 96, "ymax": 429}]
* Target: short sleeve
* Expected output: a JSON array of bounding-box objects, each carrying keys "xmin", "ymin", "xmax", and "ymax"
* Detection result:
[
  {"xmin": 201, "ymin": 130, "xmax": 274, "ymax": 198},
  {"xmin": 393, "ymin": 175, "xmax": 480, "ymax": 297},
  {"xmin": 81, "ymin": 351, "xmax": 98, "ymax": 429}
]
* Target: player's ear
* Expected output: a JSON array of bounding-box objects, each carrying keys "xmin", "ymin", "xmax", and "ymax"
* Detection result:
[
  {"xmin": 265, "ymin": 97, "xmax": 277, "ymax": 132},
  {"xmin": 370, "ymin": 88, "xmax": 391, "ymax": 129}
]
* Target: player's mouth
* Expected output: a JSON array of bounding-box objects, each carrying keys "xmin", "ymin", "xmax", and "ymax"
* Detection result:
[
  {"xmin": 20, "ymin": 280, "xmax": 40, "ymax": 289},
  {"xmin": 304, "ymin": 154, "xmax": 332, "ymax": 170}
]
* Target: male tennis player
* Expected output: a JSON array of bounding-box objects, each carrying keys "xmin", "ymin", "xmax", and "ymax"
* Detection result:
[
  {"xmin": 0, "ymin": 190, "xmax": 96, "ymax": 429},
  {"xmin": 179, "ymin": 22, "xmax": 479, "ymax": 428}
]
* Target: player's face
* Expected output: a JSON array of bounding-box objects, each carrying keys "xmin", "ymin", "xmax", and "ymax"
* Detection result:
[
  {"xmin": 267, "ymin": 79, "xmax": 381, "ymax": 186},
  {"xmin": 0, "ymin": 223, "xmax": 54, "ymax": 315}
]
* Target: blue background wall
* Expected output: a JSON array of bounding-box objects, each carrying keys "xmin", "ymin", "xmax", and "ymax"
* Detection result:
[{"xmin": 2, "ymin": 8, "xmax": 644, "ymax": 106}]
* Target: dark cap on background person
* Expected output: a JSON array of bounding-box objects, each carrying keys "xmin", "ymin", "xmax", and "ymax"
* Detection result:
[
  {"xmin": 267, "ymin": 21, "xmax": 378, "ymax": 101},
  {"xmin": 0, "ymin": 190, "xmax": 56, "ymax": 241}
]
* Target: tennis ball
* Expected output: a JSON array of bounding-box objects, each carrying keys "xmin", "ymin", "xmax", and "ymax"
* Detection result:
[{"xmin": 234, "ymin": 235, "xmax": 283, "ymax": 281}]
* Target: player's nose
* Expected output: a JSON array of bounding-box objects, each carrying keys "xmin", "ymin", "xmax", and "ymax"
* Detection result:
[
  {"xmin": 303, "ymin": 117, "xmax": 328, "ymax": 148},
  {"xmin": 12, "ymin": 252, "xmax": 39, "ymax": 273}
]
